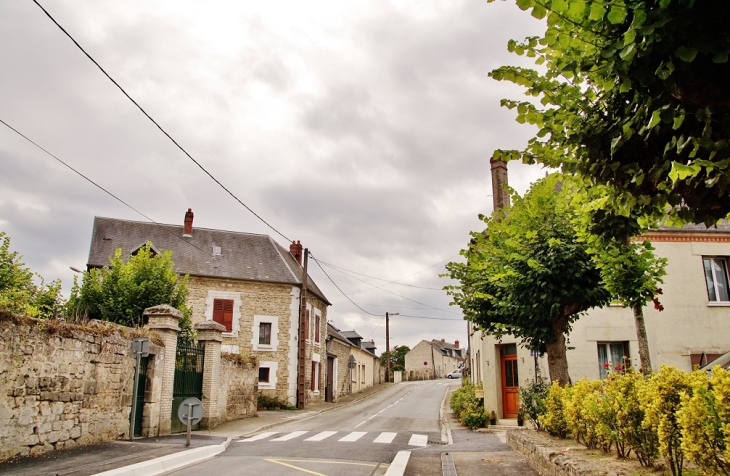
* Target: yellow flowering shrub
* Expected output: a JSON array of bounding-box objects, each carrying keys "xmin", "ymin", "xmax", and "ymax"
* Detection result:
[
  {"xmin": 541, "ymin": 381, "xmax": 570, "ymax": 438},
  {"xmin": 678, "ymin": 367, "xmax": 730, "ymax": 476},
  {"xmin": 564, "ymin": 378, "xmax": 605, "ymax": 449},
  {"xmin": 639, "ymin": 365, "xmax": 692, "ymax": 476}
]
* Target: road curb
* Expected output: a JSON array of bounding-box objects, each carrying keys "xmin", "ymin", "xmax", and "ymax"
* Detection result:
[{"xmin": 92, "ymin": 438, "xmax": 230, "ymax": 476}]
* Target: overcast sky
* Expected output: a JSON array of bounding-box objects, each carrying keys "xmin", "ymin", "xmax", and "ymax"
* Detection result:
[{"xmin": 0, "ymin": 0, "xmax": 547, "ymax": 352}]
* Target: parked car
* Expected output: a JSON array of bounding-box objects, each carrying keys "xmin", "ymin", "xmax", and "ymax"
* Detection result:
[{"xmin": 446, "ymin": 369, "xmax": 462, "ymax": 379}]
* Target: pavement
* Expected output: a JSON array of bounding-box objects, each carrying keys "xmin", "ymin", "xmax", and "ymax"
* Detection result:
[{"xmin": 0, "ymin": 383, "xmax": 394, "ymax": 476}]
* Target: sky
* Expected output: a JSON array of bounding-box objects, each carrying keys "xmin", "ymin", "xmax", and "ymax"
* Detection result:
[{"xmin": 0, "ymin": 0, "xmax": 547, "ymax": 353}]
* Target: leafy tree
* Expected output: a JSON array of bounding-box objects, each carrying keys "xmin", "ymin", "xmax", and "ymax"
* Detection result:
[
  {"xmin": 380, "ymin": 345, "xmax": 409, "ymax": 371},
  {"xmin": 488, "ymin": 0, "xmax": 730, "ymax": 228},
  {"xmin": 446, "ymin": 174, "xmax": 610, "ymax": 385},
  {"xmin": 68, "ymin": 243, "xmax": 192, "ymax": 338},
  {"xmin": 0, "ymin": 231, "xmax": 65, "ymax": 318}
]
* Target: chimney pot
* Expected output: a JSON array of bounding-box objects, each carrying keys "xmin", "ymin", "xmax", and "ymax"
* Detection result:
[
  {"xmin": 455, "ymin": 340, "xmax": 460, "ymax": 348},
  {"xmin": 490, "ymin": 158, "xmax": 510, "ymax": 211},
  {"xmin": 441, "ymin": 338, "xmax": 445, "ymax": 342},
  {"xmin": 183, "ymin": 209, "xmax": 194, "ymax": 236},
  {"xmin": 290, "ymin": 240, "xmax": 303, "ymax": 266}
]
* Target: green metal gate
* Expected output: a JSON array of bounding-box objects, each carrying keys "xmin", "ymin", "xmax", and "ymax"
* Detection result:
[
  {"xmin": 132, "ymin": 357, "xmax": 149, "ymax": 437},
  {"xmin": 171, "ymin": 340, "xmax": 205, "ymax": 433}
]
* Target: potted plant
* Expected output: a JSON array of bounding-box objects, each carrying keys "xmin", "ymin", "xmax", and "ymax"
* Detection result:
[
  {"xmin": 489, "ymin": 410, "xmax": 497, "ymax": 426},
  {"xmin": 517, "ymin": 407, "xmax": 524, "ymax": 427}
]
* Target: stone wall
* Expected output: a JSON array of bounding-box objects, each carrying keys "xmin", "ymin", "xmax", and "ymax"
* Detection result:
[
  {"xmin": 218, "ymin": 356, "xmax": 257, "ymax": 422},
  {"xmin": 326, "ymin": 336, "xmax": 352, "ymax": 401},
  {"xmin": 0, "ymin": 314, "xmax": 145, "ymax": 460}
]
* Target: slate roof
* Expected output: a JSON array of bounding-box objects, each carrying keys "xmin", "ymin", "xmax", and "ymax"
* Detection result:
[
  {"xmin": 340, "ymin": 330, "xmax": 363, "ymax": 340},
  {"xmin": 361, "ymin": 340, "xmax": 377, "ymax": 356},
  {"xmin": 655, "ymin": 221, "xmax": 730, "ymax": 233},
  {"xmin": 86, "ymin": 216, "xmax": 330, "ymax": 304},
  {"xmin": 431, "ymin": 339, "xmax": 464, "ymax": 358},
  {"xmin": 327, "ymin": 323, "xmax": 353, "ymax": 346}
]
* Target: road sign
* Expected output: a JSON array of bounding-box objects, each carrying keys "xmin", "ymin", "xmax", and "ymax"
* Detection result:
[
  {"xmin": 131, "ymin": 337, "xmax": 150, "ymax": 357},
  {"xmin": 348, "ymin": 355, "xmax": 356, "ymax": 369},
  {"xmin": 178, "ymin": 397, "xmax": 203, "ymax": 426}
]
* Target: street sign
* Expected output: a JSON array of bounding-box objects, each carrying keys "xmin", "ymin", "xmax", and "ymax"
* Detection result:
[
  {"xmin": 178, "ymin": 397, "xmax": 203, "ymax": 426},
  {"xmin": 348, "ymin": 355, "xmax": 356, "ymax": 369},
  {"xmin": 131, "ymin": 337, "xmax": 150, "ymax": 357}
]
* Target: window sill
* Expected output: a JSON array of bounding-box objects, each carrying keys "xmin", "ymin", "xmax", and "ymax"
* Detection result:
[
  {"xmin": 254, "ymin": 346, "xmax": 276, "ymax": 352},
  {"xmin": 222, "ymin": 331, "xmax": 238, "ymax": 338},
  {"xmin": 708, "ymin": 301, "xmax": 730, "ymax": 307}
]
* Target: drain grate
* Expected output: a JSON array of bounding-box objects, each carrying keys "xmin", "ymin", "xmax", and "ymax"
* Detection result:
[{"xmin": 429, "ymin": 440, "xmax": 449, "ymax": 445}]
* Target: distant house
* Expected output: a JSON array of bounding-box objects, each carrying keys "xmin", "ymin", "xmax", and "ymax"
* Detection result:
[
  {"xmin": 338, "ymin": 330, "xmax": 381, "ymax": 392},
  {"xmin": 404, "ymin": 339, "xmax": 464, "ymax": 379},
  {"xmin": 469, "ymin": 223, "xmax": 730, "ymax": 420},
  {"xmin": 86, "ymin": 209, "xmax": 330, "ymax": 406}
]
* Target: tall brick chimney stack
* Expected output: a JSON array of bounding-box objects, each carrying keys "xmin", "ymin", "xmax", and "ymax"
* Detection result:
[
  {"xmin": 183, "ymin": 208, "xmax": 194, "ymax": 236},
  {"xmin": 290, "ymin": 240, "xmax": 303, "ymax": 265},
  {"xmin": 455, "ymin": 340, "xmax": 460, "ymax": 348},
  {"xmin": 490, "ymin": 158, "xmax": 510, "ymax": 212}
]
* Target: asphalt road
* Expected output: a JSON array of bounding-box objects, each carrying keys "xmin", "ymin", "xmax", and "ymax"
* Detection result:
[{"xmin": 165, "ymin": 380, "xmax": 537, "ymax": 476}]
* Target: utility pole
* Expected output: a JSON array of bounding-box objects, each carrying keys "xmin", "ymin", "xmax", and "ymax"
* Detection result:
[
  {"xmin": 385, "ymin": 312, "xmax": 399, "ymax": 383},
  {"xmin": 296, "ymin": 249, "xmax": 309, "ymax": 409}
]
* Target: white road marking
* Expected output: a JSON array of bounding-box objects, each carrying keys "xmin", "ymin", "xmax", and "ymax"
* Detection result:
[
  {"xmin": 304, "ymin": 431, "xmax": 337, "ymax": 442},
  {"xmin": 237, "ymin": 431, "xmax": 278, "ymax": 442},
  {"xmin": 373, "ymin": 432, "xmax": 397, "ymax": 444},
  {"xmin": 384, "ymin": 450, "xmax": 411, "ymax": 476},
  {"xmin": 354, "ymin": 420, "xmax": 367, "ymax": 428},
  {"xmin": 272, "ymin": 431, "xmax": 308, "ymax": 441},
  {"xmin": 408, "ymin": 434, "xmax": 428, "ymax": 447},
  {"xmin": 338, "ymin": 431, "xmax": 367, "ymax": 442}
]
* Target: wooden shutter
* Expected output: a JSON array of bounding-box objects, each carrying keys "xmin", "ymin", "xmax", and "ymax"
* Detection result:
[
  {"xmin": 315, "ymin": 315, "xmax": 320, "ymax": 343},
  {"xmin": 311, "ymin": 363, "xmax": 316, "ymax": 390},
  {"xmin": 213, "ymin": 299, "xmax": 233, "ymax": 333}
]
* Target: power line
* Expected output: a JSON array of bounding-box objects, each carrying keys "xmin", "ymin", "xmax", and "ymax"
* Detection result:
[
  {"xmin": 32, "ymin": 0, "xmax": 291, "ymax": 243},
  {"xmin": 316, "ymin": 260, "xmax": 443, "ymax": 290},
  {"xmin": 309, "ymin": 252, "xmax": 380, "ymax": 317},
  {"xmin": 319, "ymin": 259, "xmax": 460, "ymax": 315},
  {"xmin": 0, "ymin": 117, "xmax": 212, "ymax": 257},
  {"xmin": 398, "ymin": 314, "xmax": 463, "ymax": 321}
]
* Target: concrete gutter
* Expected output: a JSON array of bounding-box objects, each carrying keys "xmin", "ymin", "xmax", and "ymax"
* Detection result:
[{"xmin": 92, "ymin": 437, "xmax": 233, "ymax": 476}]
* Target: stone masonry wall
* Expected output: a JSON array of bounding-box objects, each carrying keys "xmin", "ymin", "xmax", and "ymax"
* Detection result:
[
  {"xmin": 218, "ymin": 357, "xmax": 257, "ymax": 423},
  {"xmin": 327, "ymin": 337, "xmax": 352, "ymax": 401},
  {"xmin": 0, "ymin": 314, "xmax": 144, "ymax": 460}
]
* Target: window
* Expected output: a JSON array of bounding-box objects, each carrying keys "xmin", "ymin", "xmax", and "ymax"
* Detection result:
[
  {"xmin": 704, "ymin": 257, "xmax": 730, "ymax": 302},
  {"xmin": 314, "ymin": 313, "xmax": 321, "ymax": 343},
  {"xmin": 213, "ymin": 299, "xmax": 234, "ymax": 333},
  {"xmin": 259, "ymin": 367, "xmax": 270, "ymax": 383},
  {"xmin": 311, "ymin": 362, "xmax": 320, "ymax": 391},
  {"xmin": 259, "ymin": 322, "xmax": 272, "ymax": 345},
  {"xmin": 598, "ymin": 342, "xmax": 630, "ymax": 379}
]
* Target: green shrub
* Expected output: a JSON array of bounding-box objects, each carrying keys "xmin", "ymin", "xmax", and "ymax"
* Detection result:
[
  {"xmin": 678, "ymin": 367, "xmax": 730, "ymax": 476},
  {"xmin": 450, "ymin": 383, "xmax": 486, "ymax": 429},
  {"xmin": 257, "ymin": 394, "xmax": 295, "ymax": 411},
  {"xmin": 564, "ymin": 378, "xmax": 604, "ymax": 450},
  {"xmin": 541, "ymin": 381, "xmax": 570, "ymax": 438},
  {"xmin": 519, "ymin": 378, "xmax": 549, "ymax": 431}
]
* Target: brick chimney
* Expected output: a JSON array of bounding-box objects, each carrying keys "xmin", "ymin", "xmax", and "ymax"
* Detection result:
[
  {"xmin": 183, "ymin": 208, "xmax": 194, "ymax": 236},
  {"xmin": 290, "ymin": 240, "xmax": 303, "ymax": 265},
  {"xmin": 490, "ymin": 158, "xmax": 510, "ymax": 212},
  {"xmin": 371, "ymin": 339, "xmax": 375, "ymax": 344},
  {"xmin": 455, "ymin": 340, "xmax": 459, "ymax": 348}
]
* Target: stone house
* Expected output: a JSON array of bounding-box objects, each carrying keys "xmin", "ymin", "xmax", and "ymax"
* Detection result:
[
  {"xmin": 86, "ymin": 210, "xmax": 330, "ymax": 406},
  {"xmin": 338, "ymin": 330, "xmax": 380, "ymax": 393},
  {"xmin": 404, "ymin": 339, "xmax": 464, "ymax": 379},
  {"xmin": 326, "ymin": 323, "xmax": 354, "ymax": 402},
  {"xmin": 467, "ymin": 160, "xmax": 730, "ymax": 420}
]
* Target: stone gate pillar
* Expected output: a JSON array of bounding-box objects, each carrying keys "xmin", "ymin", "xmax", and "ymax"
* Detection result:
[
  {"xmin": 195, "ymin": 321, "xmax": 225, "ymax": 429},
  {"xmin": 144, "ymin": 305, "xmax": 181, "ymax": 435}
]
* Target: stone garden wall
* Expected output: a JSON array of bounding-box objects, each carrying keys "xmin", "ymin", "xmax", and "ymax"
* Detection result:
[
  {"xmin": 0, "ymin": 313, "xmax": 144, "ymax": 460},
  {"xmin": 218, "ymin": 355, "xmax": 258, "ymax": 422}
]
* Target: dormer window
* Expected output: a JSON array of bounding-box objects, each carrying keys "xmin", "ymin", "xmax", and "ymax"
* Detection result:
[{"xmin": 130, "ymin": 242, "xmax": 159, "ymax": 257}]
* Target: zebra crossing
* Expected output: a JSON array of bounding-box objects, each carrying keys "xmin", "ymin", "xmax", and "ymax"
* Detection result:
[{"xmin": 236, "ymin": 430, "xmax": 430, "ymax": 447}]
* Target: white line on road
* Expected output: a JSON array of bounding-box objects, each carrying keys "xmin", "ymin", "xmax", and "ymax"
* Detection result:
[
  {"xmin": 272, "ymin": 431, "xmax": 308, "ymax": 441},
  {"xmin": 338, "ymin": 431, "xmax": 367, "ymax": 442},
  {"xmin": 304, "ymin": 431, "xmax": 337, "ymax": 442},
  {"xmin": 373, "ymin": 432, "xmax": 397, "ymax": 444},
  {"xmin": 354, "ymin": 420, "xmax": 367, "ymax": 428},
  {"xmin": 237, "ymin": 432, "xmax": 278, "ymax": 442},
  {"xmin": 384, "ymin": 450, "xmax": 411, "ymax": 476},
  {"xmin": 407, "ymin": 434, "xmax": 428, "ymax": 447}
]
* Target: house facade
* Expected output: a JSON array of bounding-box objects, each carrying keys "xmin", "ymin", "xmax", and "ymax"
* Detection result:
[
  {"xmin": 86, "ymin": 209, "xmax": 330, "ymax": 406},
  {"xmin": 469, "ymin": 225, "xmax": 730, "ymax": 420},
  {"xmin": 404, "ymin": 339, "xmax": 464, "ymax": 379}
]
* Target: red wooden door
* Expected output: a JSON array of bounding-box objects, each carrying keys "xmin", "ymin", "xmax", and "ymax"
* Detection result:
[{"xmin": 501, "ymin": 355, "xmax": 519, "ymax": 418}]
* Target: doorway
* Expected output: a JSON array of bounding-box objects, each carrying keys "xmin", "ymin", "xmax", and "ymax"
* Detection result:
[
  {"xmin": 325, "ymin": 356, "xmax": 335, "ymax": 402},
  {"xmin": 500, "ymin": 344, "xmax": 519, "ymax": 418}
]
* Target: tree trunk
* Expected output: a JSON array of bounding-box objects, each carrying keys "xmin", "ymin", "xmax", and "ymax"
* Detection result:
[
  {"xmin": 632, "ymin": 304, "xmax": 653, "ymax": 375},
  {"xmin": 545, "ymin": 318, "xmax": 571, "ymax": 386}
]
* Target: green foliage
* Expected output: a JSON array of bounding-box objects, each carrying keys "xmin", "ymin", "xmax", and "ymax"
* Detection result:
[
  {"xmin": 488, "ymin": 0, "xmax": 730, "ymax": 227},
  {"xmin": 678, "ymin": 367, "xmax": 730, "ymax": 476},
  {"xmin": 257, "ymin": 394, "xmax": 295, "ymax": 411},
  {"xmin": 450, "ymin": 383, "xmax": 487, "ymax": 429},
  {"xmin": 564, "ymin": 378, "xmax": 606, "ymax": 450},
  {"xmin": 68, "ymin": 243, "xmax": 192, "ymax": 338},
  {"xmin": 446, "ymin": 174, "xmax": 610, "ymax": 384},
  {"xmin": 0, "ymin": 231, "xmax": 65, "ymax": 319},
  {"xmin": 639, "ymin": 365, "xmax": 693, "ymax": 475},
  {"xmin": 541, "ymin": 381, "xmax": 570, "ymax": 437},
  {"xmin": 382, "ymin": 345, "xmax": 410, "ymax": 368},
  {"xmin": 519, "ymin": 378, "xmax": 549, "ymax": 431}
]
